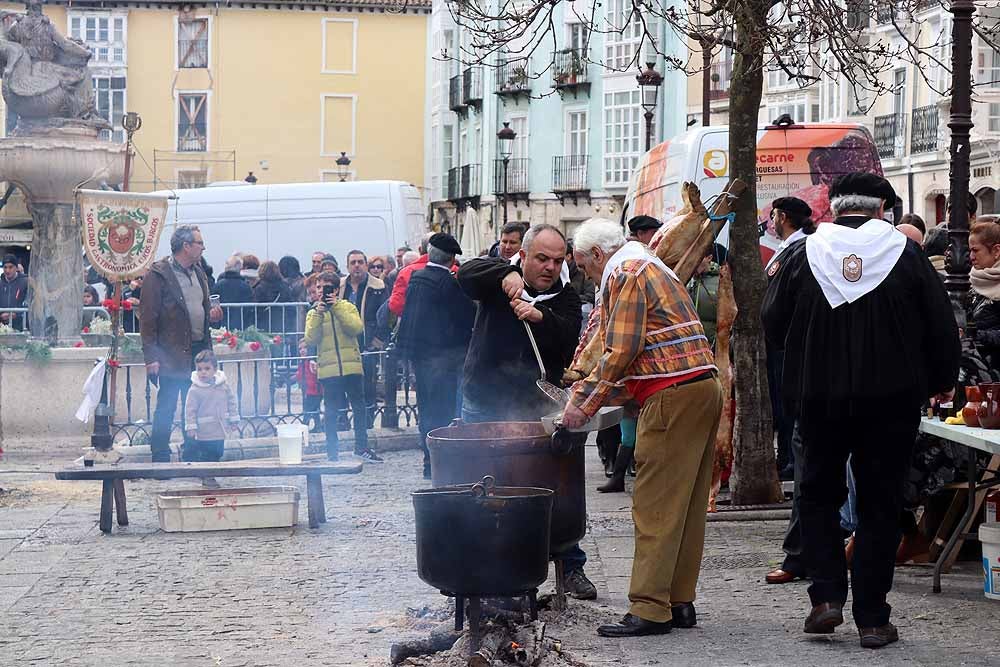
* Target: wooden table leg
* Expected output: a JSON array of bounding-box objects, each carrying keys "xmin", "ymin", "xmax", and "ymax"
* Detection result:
[
  {"xmin": 306, "ymin": 474, "xmax": 322, "ymax": 529},
  {"xmin": 99, "ymin": 479, "xmax": 114, "ymax": 534},
  {"xmin": 113, "ymin": 479, "xmax": 129, "ymax": 526},
  {"xmin": 318, "ymin": 477, "xmax": 327, "ymax": 524}
]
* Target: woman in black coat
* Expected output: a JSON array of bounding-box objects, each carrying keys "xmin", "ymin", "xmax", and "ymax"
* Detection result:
[
  {"xmin": 969, "ymin": 221, "xmax": 1000, "ymax": 371},
  {"xmin": 253, "ymin": 260, "xmax": 293, "ymax": 333}
]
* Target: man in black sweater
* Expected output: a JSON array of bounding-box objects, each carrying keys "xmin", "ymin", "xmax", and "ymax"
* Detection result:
[{"xmin": 457, "ymin": 223, "xmax": 595, "ymax": 600}]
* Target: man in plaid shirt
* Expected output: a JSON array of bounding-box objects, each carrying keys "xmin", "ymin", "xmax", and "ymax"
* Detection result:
[{"xmin": 563, "ymin": 218, "xmax": 722, "ymax": 638}]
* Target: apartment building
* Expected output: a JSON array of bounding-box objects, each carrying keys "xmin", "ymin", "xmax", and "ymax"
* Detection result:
[{"xmin": 425, "ymin": 1, "xmax": 688, "ymax": 249}]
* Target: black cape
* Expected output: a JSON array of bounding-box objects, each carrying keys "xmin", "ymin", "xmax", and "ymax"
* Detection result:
[
  {"xmin": 762, "ymin": 216, "xmax": 960, "ymax": 419},
  {"xmin": 396, "ymin": 265, "xmax": 475, "ymax": 363}
]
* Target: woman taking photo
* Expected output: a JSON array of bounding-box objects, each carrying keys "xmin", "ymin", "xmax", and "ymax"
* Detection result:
[{"xmin": 303, "ymin": 272, "xmax": 382, "ymax": 463}]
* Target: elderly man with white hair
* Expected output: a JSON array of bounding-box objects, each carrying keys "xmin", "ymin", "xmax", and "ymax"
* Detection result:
[
  {"xmin": 562, "ymin": 218, "xmax": 722, "ymax": 638},
  {"xmin": 763, "ymin": 172, "xmax": 959, "ymax": 649}
]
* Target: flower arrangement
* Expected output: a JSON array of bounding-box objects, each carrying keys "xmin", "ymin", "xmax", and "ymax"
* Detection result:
[
  {"xmin": 83, "ymin": 318, "xmax": 113, "ymax": 336},
  {"xmin": 208, "ymin": 326, "xmax": 280, "ymax": 353},
  {"xmin": 100, "ymin": 298, "xmax": 132, "ymax": 314}
]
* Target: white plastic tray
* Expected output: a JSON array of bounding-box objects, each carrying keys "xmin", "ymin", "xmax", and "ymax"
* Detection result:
[{"xmin": 156, "ymin": 486, "xmax": 300, "ymax": 532}]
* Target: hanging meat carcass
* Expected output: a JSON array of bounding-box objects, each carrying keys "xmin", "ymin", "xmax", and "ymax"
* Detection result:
[{"xmin": 708, "ymin": 265, "xmax": 736, "ymax": 512}]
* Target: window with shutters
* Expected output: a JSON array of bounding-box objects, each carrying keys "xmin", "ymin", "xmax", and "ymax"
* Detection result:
[
  {"xmin": 178, "ymin": 93, "xmax": 208, "ymax": 152},
  {"xmin": 178, "ymin": 19, "xmax": 209, "ymax": 69}
]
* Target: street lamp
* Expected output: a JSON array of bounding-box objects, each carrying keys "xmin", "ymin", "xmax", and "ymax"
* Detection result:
[
  {"xmin": 121, "ymin": 111, "xmax": 142, "ymax": 191},
  {"xmin": 497, "ymin": 121, "xmax": 516, "ymax": 225},
  {"xmin": 336, "ymin": 151, "xmax": 352, "ymax": 182},
  {"xmin": 636, "ymin": 62, "xmax": 663, "ymax": 151}
]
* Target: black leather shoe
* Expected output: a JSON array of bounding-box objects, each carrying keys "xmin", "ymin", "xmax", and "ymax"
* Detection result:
[
  {"xmin": 671, "ymin": 602, "xmax": 696, "ymax": 629},
  {"xmin": 859, "ymin": 623, "xmax": 899, "ymax": 649},
  {"xmin": 597, "ymin": 613, "xmax": 672, "ymax": 638},
  {"xmin": 803, "ymin": 602, "xmax": 844, "ymax": 634}
]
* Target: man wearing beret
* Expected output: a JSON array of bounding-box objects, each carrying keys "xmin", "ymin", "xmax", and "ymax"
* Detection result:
[
  {"xmin": 627, "ymin": 215, "xmax": 662, "ymax": 246},
  {"xmin": 395, "ymin": 233, "xmax": 475, "ymax": 479},
  {"xmin": 762, "ymin": 172, "xmax": 960, "ymax": 648}
]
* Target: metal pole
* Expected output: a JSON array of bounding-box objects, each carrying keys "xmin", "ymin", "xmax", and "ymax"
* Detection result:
[
  {"xmin": 502, "ymin": 156, "xmax": 509, "ymax": 225},
  {"xmin": 644, "ymin": 110, "xmax": 654, "ymax": 152},
  {"xmin": 702, "ymin": 44, "xmax": 712, "ymax": 127},
  {"xmin": 945, "ymin": 0, "xmax": 976, "ymax": 330}
]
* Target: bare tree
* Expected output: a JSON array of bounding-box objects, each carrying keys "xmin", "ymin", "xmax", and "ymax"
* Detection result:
[{"xmin": 442, "ymin": 0, "xmax": 999, "ymax": 504}]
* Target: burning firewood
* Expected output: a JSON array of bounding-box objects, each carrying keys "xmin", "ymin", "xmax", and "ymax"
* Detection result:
[{"xmin": 390, "ymin": 629, "xmax": 462, "ymax": 665}]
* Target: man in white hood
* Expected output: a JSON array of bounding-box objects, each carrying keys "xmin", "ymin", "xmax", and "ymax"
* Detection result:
[{"xmin": 762, "ymin": 173, "xmax": 960, "ymax": 649}]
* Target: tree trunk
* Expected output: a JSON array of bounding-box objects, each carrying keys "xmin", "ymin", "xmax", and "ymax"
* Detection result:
[{"xmin": 726, "ymin": 3, "xmax": 783, "ymax": 505}]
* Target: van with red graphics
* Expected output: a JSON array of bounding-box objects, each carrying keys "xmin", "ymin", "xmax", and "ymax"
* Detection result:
[{"xmin": 624, "ymin": 118, "xmax": 884, "ymax": 264}]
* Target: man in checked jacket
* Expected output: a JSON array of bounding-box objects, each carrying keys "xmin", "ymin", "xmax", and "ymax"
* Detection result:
[{"xmin": 562, "ymin": 218, "xmax": 722, "ymax": 639}]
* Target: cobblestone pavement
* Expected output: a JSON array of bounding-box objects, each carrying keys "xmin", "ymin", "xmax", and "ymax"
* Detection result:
[{"xmin": 1, "ymin": 445, "xmax": 999, "ymax": 666}]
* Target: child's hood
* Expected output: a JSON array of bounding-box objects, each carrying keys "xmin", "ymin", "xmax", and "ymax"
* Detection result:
[{"xmin": 190, "ymin": 369, "xmax": 228, "ymax": 388}]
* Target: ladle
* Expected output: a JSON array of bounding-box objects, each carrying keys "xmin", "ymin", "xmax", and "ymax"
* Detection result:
[{"xmin": 523, "ymin": 321, "xmax": 570, "ymax": 404}]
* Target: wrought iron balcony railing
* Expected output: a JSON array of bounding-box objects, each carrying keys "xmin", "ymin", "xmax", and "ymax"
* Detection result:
[
  {"xmin": 493, "ymin": 158, "xmax": 530, "ymax": 195},
  {"xmin": 910, "ymin": 105, "xmax": 940, "ymax": 154},
  {"xmin": 552, "ymin": 155, "xmax": 589, "ymax": 191},
  {"xmin": 874, "ymin": 112, "xmax": 907, "ymax": 159}
]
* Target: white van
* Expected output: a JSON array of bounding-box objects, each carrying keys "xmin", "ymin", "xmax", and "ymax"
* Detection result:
[
  {"xmin": 152, "ymin": 180, "xmax": 426, "ymax": 271},
  {"xmin": 625, "ymin": 121, "xmax": 883, "ymax": 262}
]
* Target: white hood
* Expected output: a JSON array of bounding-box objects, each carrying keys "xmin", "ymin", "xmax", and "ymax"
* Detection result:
[{"xmin": 190, "ymin": 369, "xmax": 228, "ymax": 388}]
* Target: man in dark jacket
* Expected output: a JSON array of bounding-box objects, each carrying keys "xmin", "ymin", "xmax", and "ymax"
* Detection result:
[
  {"xmin": 396, "ymin": 233, "xmax": 475, "ymax": 479},
  {"xmin": 762, "ymin": 173, "xmax": 960, "ymax": 649},
  {"xmin": 141, "ymin": 226, "xmax": 223, "ymax": 463},
  {"xmin": 341, "ymin": 250, "xmax": 389, "ymax": 425},
  {"xmin": 212, "ymin": 255, "xmax": 254, "ymax": 330},
  {"xmin": 457, "ymin": 223, "xmax": 595, "ymax": 600},
  {"xmin": 0, "ymin": 254, "xmax": 28, "ymax": 330}
]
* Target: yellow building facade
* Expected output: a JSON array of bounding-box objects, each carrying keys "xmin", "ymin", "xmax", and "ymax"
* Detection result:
[{"xmin": 0, "ymin": 1, "xmax": 430, "ymax": 193}]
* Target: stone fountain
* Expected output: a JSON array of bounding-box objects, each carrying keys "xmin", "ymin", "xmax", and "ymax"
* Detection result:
[{"xmin": 0, "ymin": 1, "xmax": 127, "ymax": 343}]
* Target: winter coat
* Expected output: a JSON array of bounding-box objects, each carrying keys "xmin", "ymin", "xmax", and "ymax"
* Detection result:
[
  {"xmin": 253, "ymin": 277, "xmax": 293, "ymax": 333},
  {"xmin": 212, "ymin": 270, "xmax": 254, "ymax": 330},
  {"xmin": 140, "ymin": 258, "xmax": 212, "ymax": 378},
  {"xmin": 568, "ymin": 264, "xmax": 596, "ymax": 306},
  {"xmin": 0, "ymin": 271, "xmax": 28, "ymax": 330},
  {"xmin": 184, "ymin": 370, "xmax": 238, "ymax": 441},
  {"xmin": 971, "ymin": 291, "xmax": 1000, "ymax": 372},
  {"xmin": 341, "ymin": 275, "xmax": 388, "ymax": 350},
  {"xmin": 304, "ymin": 300, "xmax": 364, "ymax": 379}
]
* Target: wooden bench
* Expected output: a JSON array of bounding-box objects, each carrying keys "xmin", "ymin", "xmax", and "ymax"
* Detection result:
[{"xmin": 55, "ymin": 456, "xmax": 363, "ymax": 533}]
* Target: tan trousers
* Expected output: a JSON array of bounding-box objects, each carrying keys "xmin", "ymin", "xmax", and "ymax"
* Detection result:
[{"xmin": 628, "ymin": 376, "xmax": 723, "ymax": 623}]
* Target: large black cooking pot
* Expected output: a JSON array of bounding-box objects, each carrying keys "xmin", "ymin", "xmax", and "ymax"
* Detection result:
[
  {"xmin": 412, "ymin": 476, "xmax": 553, "ymax": 596},
  {"xmin": 427, "ymin": 421, "xmax": 587, "ymax": 553}
]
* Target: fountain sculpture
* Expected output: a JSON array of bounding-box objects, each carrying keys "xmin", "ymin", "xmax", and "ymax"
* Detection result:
[{"xmin": 0, "ymin": 1, "xmax": 127, "ymax": 342}]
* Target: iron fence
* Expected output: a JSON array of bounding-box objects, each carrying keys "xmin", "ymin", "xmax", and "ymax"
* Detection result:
[{"xmin": 110, "ymin": 349, "xmax": 420, "ymax": 446}]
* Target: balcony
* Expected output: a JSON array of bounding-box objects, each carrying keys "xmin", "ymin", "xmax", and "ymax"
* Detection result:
[
  {"xmin": 462, "ymin": 67, "xmax": 483, "ymax": 107},
  {"xmin": 449, "ymin": 75, "xmax": 465, "ymax": 112},
  {"xmin": 874, "ymin": 113, "xmax": 907, "ymax": 159},
  {"xmin": 875, "ymin": 3, "xmax": 894, "ymax": 24},
  {"xmin": 448, "ymin": 164, "xmax": 481, "ymax": 204},
  {"xmin": 911, "ymin": 105, "xmax": 940, "ymax": 154},
  {"xmin": 552, "ymin": 48, "xmax": 589, "ymax": 96},
  {"xmin": 177, "ymin": 126, "xmax": 207, "ymax": 152},
  {"xmin": 709, "ymin": 60, "xmax": 731, "ymax": 100},
  {"xmin": 493, "ymin": 158, "xmax": 530, "ymax": 196},
  {"xmin": 552, "ymin": 155, "xmax": 589, "ymax": 193},
  {"xmin": 497, "ymin": 58, "xmax": 531, "ymax": 97},
  {"xmin": 846, "ymin": 0, "xmax": 871, "ymax": 30}
]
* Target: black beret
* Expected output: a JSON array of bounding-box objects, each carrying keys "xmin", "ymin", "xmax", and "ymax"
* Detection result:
[
  {"xmin": 428, "ymin": 232, "xmax": 463, "ymax": 256},
  {"xmin": 829, "ymin": 172, "xmax": 898, "ymax": 209},
  {"xmin": 772, "ymin": 196, "xmax": 812, "ymax": 220},
  {"xmin": 627, "ymin": 215, "xmax": 662, "ymax": 233},
  {"xmin": 1, "ymin": 254, "xmax": 16, "ymax": 267}
]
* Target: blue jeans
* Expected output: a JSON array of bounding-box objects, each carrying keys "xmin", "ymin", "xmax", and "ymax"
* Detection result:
[{"xmin": 840, "ymin": 459, "xmax": 858, "ymax": 534}]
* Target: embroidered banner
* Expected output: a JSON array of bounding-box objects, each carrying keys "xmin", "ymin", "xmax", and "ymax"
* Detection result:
[{"xmin": 79, "ymin": 190, "xmax": 169, "ymax": 281}]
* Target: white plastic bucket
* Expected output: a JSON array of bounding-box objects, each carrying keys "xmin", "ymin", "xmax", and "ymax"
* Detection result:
[
  {"xmin": 276, "ymin": 424, "xmax": 306, "ymax": 464},
  {"xmin": 979, "ymin": 522, "xmax": 1000, "ymax": 600}
]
